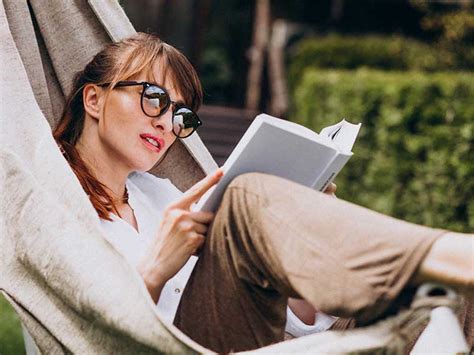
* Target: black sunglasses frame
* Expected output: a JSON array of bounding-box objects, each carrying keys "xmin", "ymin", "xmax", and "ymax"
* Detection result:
[{"xmin": 100, "ymin": 80, "xmax": 202, "ymax": 138}]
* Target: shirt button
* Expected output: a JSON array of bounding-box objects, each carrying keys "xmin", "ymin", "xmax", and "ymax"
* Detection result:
[{"xmin": 174, "ymin": 288, "xmax": 181, "ymax": 294}]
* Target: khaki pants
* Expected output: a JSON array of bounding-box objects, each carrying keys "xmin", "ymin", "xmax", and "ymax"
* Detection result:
[{"xmin": 174, "ymin": 173, "xmax": 443, "ymax": 352}]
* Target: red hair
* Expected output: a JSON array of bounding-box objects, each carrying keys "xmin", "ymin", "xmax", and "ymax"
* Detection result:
[{"xmin": 53, "ymin": 33, "xmax": 202, "ymax": 220}]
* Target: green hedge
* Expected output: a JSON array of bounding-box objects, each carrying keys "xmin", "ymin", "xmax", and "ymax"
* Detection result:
[
  {"xmin": 0, "ymin": 294, "xmax": 25, "ymax": 355},
  {"xmin": 288, "ymin": 35, "xmax": 474, "ymax": 89},
  {"xmin": 291, "ymin": 69, "xmax": 474, "ymax": 232}
]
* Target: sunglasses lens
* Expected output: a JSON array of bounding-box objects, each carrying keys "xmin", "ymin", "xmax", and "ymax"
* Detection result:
[
  {"xmin": 173, "ymin": 107, "xmax": 201, "ymax": 138},
  {"xmin": 142, "ymin": 85, "xmax": 170, "ymax": 116}
]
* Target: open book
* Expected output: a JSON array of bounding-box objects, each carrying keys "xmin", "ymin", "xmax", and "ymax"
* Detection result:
[{"xmin": 195, "ymin": 113, "xmax": 361, "ymax": 212}]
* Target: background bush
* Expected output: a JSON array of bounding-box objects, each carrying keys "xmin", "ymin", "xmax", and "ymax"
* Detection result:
[
  {"xmin": 291, "ymin": 69, "xmax": 474, "ymax": 232},
  {"xmin": 0, "ymin": 295, "xmax": 25, "ymax": 354},
  {"xmin": 288, "ymin": 35, "xmax": 474, "ymax": 90}
]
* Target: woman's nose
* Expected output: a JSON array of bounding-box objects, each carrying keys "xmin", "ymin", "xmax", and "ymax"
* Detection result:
[{"xmin": 151, "ymin": 109, "xmax": 173, "ymax": 133}]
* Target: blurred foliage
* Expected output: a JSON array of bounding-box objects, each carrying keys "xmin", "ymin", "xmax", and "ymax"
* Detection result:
[
  {"xmin": 200, "ymin": 47, "xmax": 233, "ymax": 103},
  {"xmin": 411, "ymin": 0, "xmax": 474, "ymax": 43},
  {"xmin": 290, "ymin": 69, "xmax": 474, "ymax": 232},
  {"xmin": 200, "ymin": 0, "xmax": 254, "ymax": 105},
  {"xmin": 421, "ymin": 9, "xmax": 474, "ymax": 43},
  {"xmin": 288, "ymin": 34, "xmax": 474, "ymax": 91},
  {"xmin": 410, "ymin": 1, "xmax": 474, "ymax": 71},
  {"xmin": 0, "ymin": 294, "xmax": 25, "ymax": 355}
]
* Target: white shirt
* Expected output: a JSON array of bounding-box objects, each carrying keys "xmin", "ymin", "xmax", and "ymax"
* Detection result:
[{"xmin": 100, "ymin": 172, "xmax": 335, "ymax": 334}]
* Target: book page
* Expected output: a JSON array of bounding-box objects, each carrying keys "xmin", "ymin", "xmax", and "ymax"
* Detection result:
[
  {"xmin": 258, "ymin": 115, "xmax": 337, "ymax": 149},
  {"xmin": 319, "ymin": 119, "xmax": 361, "ymax": 154}
]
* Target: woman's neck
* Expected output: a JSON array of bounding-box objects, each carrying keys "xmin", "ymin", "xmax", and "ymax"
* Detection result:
[{"xmin": 75, "ymin": 132, "xmax": 130, "ymax": 202}]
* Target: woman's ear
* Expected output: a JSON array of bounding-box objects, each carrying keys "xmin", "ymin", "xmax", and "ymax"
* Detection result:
[{"xmin": 83, "ymin": 84, "xmax": 104, "ymax": 121}]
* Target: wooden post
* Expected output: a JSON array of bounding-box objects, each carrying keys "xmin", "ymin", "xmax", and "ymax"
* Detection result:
[
  {"xmin": 190, "ymin": 0, "xmax": 211, "ymax": 70},
  {"xmin": 245, "ymin": 0, "xmax": 270, "ymax": 111},
  {"xmin": 268, "ymin": 19, "xmax": 289, "ymax": 117}
]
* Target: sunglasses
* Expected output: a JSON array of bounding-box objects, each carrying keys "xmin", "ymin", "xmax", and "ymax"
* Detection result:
[{"xmin": 101, "ymin": 80, "xmax": 202, "ymax": 138}]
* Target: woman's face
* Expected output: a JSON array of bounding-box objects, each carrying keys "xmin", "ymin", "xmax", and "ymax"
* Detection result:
[{"xmin": 96, "ymin": 59, "xmax": 182, "ymax": 173}]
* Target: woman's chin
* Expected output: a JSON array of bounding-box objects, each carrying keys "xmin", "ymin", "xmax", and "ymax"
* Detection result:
[
  {"xmin": 134, "ymin": 159, "xmax": 162, "ymax": 173},
  {"xmin": 130, "ymin": 148, "xmax": 168, "ymax": 172}
]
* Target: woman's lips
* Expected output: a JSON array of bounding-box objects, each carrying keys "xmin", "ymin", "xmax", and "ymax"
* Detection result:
[{"xmin": 139, "ymin": 134, "xmax": 165, "ymax": 153}]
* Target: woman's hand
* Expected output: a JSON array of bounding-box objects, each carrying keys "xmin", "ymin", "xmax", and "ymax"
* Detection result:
[
  {"xmin": 138, "ymin": 169, "xmax": 224, "ymax": 302},
  {"xmin": 323, "ymin": 182, "xmax": 337, "ymax": 197}
]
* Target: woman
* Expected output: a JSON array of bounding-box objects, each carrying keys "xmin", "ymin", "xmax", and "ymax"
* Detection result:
[{"xmin": 54, "ymin": 33, "xmax": 473, "ymax": 352}]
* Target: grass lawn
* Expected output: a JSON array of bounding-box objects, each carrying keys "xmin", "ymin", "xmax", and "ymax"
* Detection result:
[{"xmin": 0, "ymin": 294, "xmax": 25, "ymax": 355}]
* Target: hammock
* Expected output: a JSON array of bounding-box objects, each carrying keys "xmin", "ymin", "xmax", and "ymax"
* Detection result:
[{"xmin": 0, "ymin": 0, "xmax": 468, "ymax": 353}]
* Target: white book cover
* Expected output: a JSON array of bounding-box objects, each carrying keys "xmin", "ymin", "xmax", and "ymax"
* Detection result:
[{"xmin": 195, "ymin": 113, "xmax": 361, "ymax": 212}]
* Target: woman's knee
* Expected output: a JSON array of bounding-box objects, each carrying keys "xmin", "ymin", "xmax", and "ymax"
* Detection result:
[
  {"xmin": 228, "ymin": 172, "xmax": 265, "ymax": 189},
  {"xmin": 227, "ymin": 172, "xmax": 287, "ymax": 194},
  {"xmin": 214, "ymin": 173, "xmax": 271, "ymax": 225}
]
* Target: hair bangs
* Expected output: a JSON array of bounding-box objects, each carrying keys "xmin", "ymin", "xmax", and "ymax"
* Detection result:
[{"xmin": 54, "ymin": 32, "xmax": 202, "ymax": 221}]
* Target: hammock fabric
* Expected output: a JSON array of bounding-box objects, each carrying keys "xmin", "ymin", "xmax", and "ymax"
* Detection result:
[{"xmin": 0, "ymin": 0, "xmax": 469, "ymax": 353}]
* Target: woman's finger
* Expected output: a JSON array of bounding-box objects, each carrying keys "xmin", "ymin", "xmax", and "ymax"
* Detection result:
[
  {"xmin": 172, "ymin": 214, "xmax": 209, "ymax": 235},
  {"xmin": 188, "ymin": 232, "xmax": 205, "ymax": 249},
  {"xmin": 171, "ymin": 169, "xmax": 224, "ymax": 210},
  {"xmin": 188, "ymin": 211, "xmax": 215, "ymax": 224},
  {"xmin": 192, "ymin": 233, "xmax": 206, "ymax": 256},
  {"xmin": 191, "ymin": 222, "xmax": 208, "ymax": 235},
  {"xmin": 324, "ymin": 182, "xmax": 337, "ymax": 195}
]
